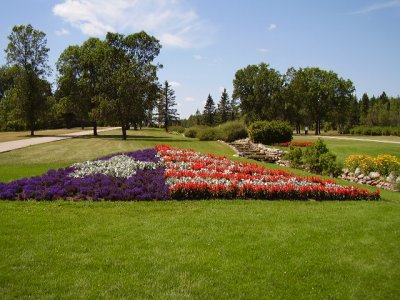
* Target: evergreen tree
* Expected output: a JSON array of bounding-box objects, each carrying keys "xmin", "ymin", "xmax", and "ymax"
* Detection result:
[
  {"xmin": 195, "ymin": 109, "xmax": 202, "ymax": 125},
  {"xmin": 216, "ymin": 88, "xmax": 230, "ymax": 124},
  {"xmin": 158, "ymin": 80, "xmax": 179, "ymax": 131},
  {"xmin": 359, "ymin": 93, "xmax": 370, "ymax": 125},
  {"xmin": 203, "ymin": 94, "xmax": 216, "ymax": 126}
]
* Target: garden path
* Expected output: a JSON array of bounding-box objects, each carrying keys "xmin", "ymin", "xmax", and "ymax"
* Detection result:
[
  {"xmin": 306, "ymin": 135, "xmax": 400, "ymax": 144},
  {"xmin": 0, "ymin": 127, "xmax": 120, "ymax": 153}
]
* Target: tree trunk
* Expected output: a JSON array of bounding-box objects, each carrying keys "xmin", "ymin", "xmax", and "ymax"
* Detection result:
[
  {"xmin": 93, "ymin": 124, "xmax": 97, "ymax": 136},
  {"xmin": 133, "ymin": 123, "xmax": 138, "ymax": 130},
  {"xmin": 30, "ymin": 128, "xmax": 34, "ymax": 136},
  {"xmin": 121, "ymin": 124, "xmax": 127, "ymax": 140}
]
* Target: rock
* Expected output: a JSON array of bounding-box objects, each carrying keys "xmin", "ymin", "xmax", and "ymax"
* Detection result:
[
  {"xmin": 364, "ymin": 176, "xmax": 371, "ymax": 181},
  {"xmin": 396, "ymin": 177, "xmax": 400, "ymax": 184},
  {"xmin": 358, "ymin": 174, "xmax": 364, "ymax": 179},
  {"xmin": 355, "ymin": 168, "xmax": 361, "ymax": 176},
  {"xmin": 387, "ymin": 172, "xmax": 397, "ymax": 183},
  {"xmin": 369, "ymin": 172, "xmax": 380, "ymax": 179}
]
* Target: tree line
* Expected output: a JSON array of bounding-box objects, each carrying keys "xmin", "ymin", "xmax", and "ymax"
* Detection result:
[
  {"xmin": 0, "ymin": 24, "xmax": 179, "ymax": 139},
  {"xmin": 185, "ymin": 63, "xmax": 399, "ymax": 134}
]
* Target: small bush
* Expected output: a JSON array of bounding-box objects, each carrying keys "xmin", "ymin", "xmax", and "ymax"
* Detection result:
[
  {"xmin": 184, "ymin": 127, "xmax": 198, "ymax": 138},
  {"xmin": 302, "ymin": 139, "xmax": 341, "ymax": 175},
  {"xmin": 219, "ymin": 121, "xmax": 248, "ymax": 142},
  {"xmin": 197, "ymin": 127, "xmax": 222, "ymax": 141},
  {"xmin": 286, "ymin": 146, "xmax": 303, "ymax": 168},
  {"xmin": 168, "ymin": 125, "xmax": 185, "ymax": 133},
  {"xmin": 248, "ymin": 120, "xmax": 293, "ymax": 145},
  {"xmin": 184, "ymin": 126, "xmax": 208, "ymax": 138}
]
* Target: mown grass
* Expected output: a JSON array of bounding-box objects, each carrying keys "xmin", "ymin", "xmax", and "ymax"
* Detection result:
[
  {"xmin": 1, "ymin": 200, "xmax": 399, "ymax": 299},
  {"xmin": 0, "ymin": 128, "xmax": 95, "ymax": 143},
  {"xmin": 0, "ymin": 128, "xmax": 399, "ymax": 299},
  {"xmin": 292, "ymin": 135, "xmax": 400, "ymax": 163}
]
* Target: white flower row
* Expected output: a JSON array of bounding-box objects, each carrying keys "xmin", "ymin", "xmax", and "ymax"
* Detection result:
[{"xmin": 69, "ymin": 155, "xmax": 164, "ymax": 178}]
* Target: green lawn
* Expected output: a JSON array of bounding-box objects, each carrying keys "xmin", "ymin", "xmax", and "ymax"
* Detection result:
[
  {"xmin": 0, "ymin": 128, "xmax": 399, "ymax": 299},
  {"xmin": 0, "ymin": 128, "xmax": 95, "ymax": 143},
  {"xmin": 292, "ymin": 135, "xmax": 400, "ymax": 163}
]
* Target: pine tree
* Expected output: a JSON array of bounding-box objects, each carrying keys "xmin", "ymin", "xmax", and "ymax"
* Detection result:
[
  {"xmin": 195, "ymin": 109, "xmax": 202, "ymax": 125},
  {"xmin": 158, "ymin": 80, "xmax": 179, "ymax": 131},
  {"xmin": 203, "ymin": 94, "xmax": 216, "ymax": 126},
  {"xmin": 216, "ymin": 88, "xmax": 230, "ymax": 124}
]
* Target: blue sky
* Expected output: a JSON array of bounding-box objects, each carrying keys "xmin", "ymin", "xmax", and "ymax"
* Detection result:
[{"xmin": 1, "ymin": 0, "xmax": 399, "ymax": 118}]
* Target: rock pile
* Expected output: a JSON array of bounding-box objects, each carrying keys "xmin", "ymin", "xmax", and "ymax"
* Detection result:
[
  {"xmin": 228, "ymin": 138, "xmax": 289, "ymax": 166},
  {"xmin": 340, "ymin": 168, "xmax": 399, "ymax": 190}
]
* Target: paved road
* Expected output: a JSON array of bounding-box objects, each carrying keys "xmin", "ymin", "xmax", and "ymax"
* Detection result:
[
  {"xmin": 0, "ymin": 127, "xmax": 121, "ymax": 153},
  {"xmin": 305, "ymin": 135, "xmax": 400, "ymax": 144}
]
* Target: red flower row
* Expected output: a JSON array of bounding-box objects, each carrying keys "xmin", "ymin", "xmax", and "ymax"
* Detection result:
[
  {"xmin": 279, "ymin": 142, "xmax": 315, "ymax": 147},
  {"xmin": 155, "ymin": 145, "xmax": 380, "ymax": 201}
]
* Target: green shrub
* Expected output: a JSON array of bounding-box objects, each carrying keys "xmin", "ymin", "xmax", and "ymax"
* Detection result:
[
  {"xmin": 219, "ymin": 121, "xmax": 248, "ymax": 142},
  {"xmin": 350, "ymin": 126, "xmax": 400, "ymax": 137},
  {"xmin": 168, "ymin": 125, "xmax": 185, "ymax": 133},
  {"xmin": 197, "ymin": 127, "xmax": 222, "ymax": 141},
  {"xmin": 248, "ymin": 120, "xmax": 293, "ymax": 145},
  {"xmin": 302, "ymin": 139, "xmax": 340, "ymax": 175},
  {"xmin": 286, "ymin": 146, "xmax": 303, "ymax": 168},
  {"xmin": 184, "ymin": 127, "xmax": 198, "ymax": 138},
  {"xmin": 184, "ymin": 126, "xmax": 208, "ymax": 138}
]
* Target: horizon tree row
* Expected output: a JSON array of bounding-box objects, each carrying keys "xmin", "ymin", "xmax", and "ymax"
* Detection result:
[{"xmin": 183, "ymin": 63, "xmax": 399, "ymax": 134}]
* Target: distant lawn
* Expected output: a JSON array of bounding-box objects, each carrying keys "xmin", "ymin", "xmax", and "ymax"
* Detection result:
[
  {"xmin": 292, "ymin": 135, "xmax": 400, "ymax": 163},
  {"xmin": 1, "ymin": 200, "xmax": 399, "ymax": 299},
  {"xmin": 1, "ymin": 128, "xmax": 399, "ymax": 298}
]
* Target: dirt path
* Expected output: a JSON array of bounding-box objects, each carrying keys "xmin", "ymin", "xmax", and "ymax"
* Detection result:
[
  {"xmin": 305, "ymin": 135, "xmax": 400, "ymax": 144},
  {"xmin": 0, "ymin": 127, "xmax": 120, "ymax": 153}
]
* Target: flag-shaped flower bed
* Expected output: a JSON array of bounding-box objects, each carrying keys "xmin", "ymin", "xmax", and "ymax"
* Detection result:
[
  {"xmin": 0, "ymin": 145, "xmax": 379, "ymax": 201},
  {"xmin": 156, "ymin": 145, "xmax": 379, "ymax": 201}
]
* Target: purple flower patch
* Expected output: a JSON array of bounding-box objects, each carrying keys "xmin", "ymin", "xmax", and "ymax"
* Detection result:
[{"xmin": 0, "ymin": 148, "xmax": 170, "ymax": 201}]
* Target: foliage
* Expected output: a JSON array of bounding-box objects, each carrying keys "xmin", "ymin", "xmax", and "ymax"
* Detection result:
[
  {"xmin": 285, "ymin": 146, "xmax": 303, "ymax": 168},
  {"xmin": 203, "ymin": 94, "xmax": 216, "ymax": 126},
  {"xmin": 197, "ymin": 127, "xmax": 222, "ymax": 141},
  {"xmin": 344, "ymin": 154, "xmax": 400, "ymax": 176},
  {"xmin": 219, "ymin": 120, "xmax": 248, "ymax": 142},
  {"xmin": 216, "ymin": 88, "xmax": 231, "ymax": 124},
  {"xmin": 184, "ymin": 127, "xmax": 200, "ymax": 138},
  {"xmin": 349, "ymin": 125, "xmax": 400, "ymax": 136},
  {"xmin": 156, "ymin": 80, "xmax": 179, "ymax": 132},
  {"xmin": 248, "ymin": 120, "xmax": 293, "ymax": 145},
  {"xmin": 302, "ymin": 139, "xmax": 342, "ymax": 176},
  {"xmin": 5, "ymin": 24, "xmax": 51, "ymax": 135},
  {"xmin": 233, "ymin": 63, "xmax": 283, "ymax": 123},
  {"xmin": 168, "ymin": 125, "xmax": 185, "ymax": 133}
]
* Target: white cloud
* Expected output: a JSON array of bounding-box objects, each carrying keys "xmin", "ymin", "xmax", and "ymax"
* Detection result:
[
  {"xmin": 55, "ymin": 28, "xmax": 70, "ymax": 36},
  {"xmin": 169, "ymin": 81, "xmax": 181, "ymax": 88},
  {"xmin": 193, "ymin": 54, "xmax": 204, "ymax": 60},
  {"xmin": 53, "ymin": 0, "xmax": 214, "ymax": 48},
  {"xmin": 184, "ymin": 96, "xmax": 195, "ymax": 102},
  {"xmin": 268, "ymin": 23, "xmax": 277, "ymax": 31},
  {"xmin": 354, "ymin": 0, "xmax": 400, "ymax": 14},
  {"xmin": 257, "ymin": 48, "xmax": 268, "ymax": 53}
]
